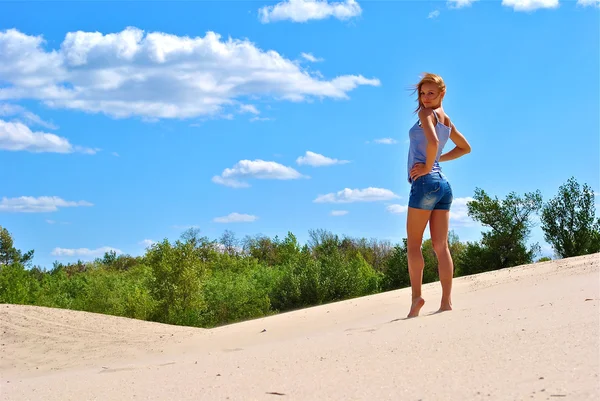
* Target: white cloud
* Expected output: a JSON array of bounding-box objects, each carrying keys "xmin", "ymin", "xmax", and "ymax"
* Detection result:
[
  {"xmin": 501, "ymin": 0, "xmax": 559, "ymax": 11},
  {"xmin": 213, "ymin": 159, "xmax": 307, "ymax": 188},
  {"xmin": 330, "ymin": 210, "xmax": 348, "ymax": 216},
  {"xmin": 0, "ymin": 119, "xmax": 97, "ymax": 154},
  {"xmin": 0, "ymin": 196, "xmax": 93, "ymax": 213},
  {"xmin": 577, "ymin": 0, "xmax": 599, "ymax": 6},
  {"xmin": 373, "ymin": 138, "xmax": 397, "ymax": 145},
  {"xmin": 0, "ymin": 103, "xmax": 58, "ymax": 130},
  {"xmin": 385, "ymin": 197, "xmax": 477, "ymax": 225},
  {"xmin": 387, "ymin": 204, "xmax": 408, "ymax": 214},
  {"xmin": 428, "ymin": 10, "xmax": 441, "ymax": 19},
  {"xmin": 0, "ymin": 103, "xmax": 23, "ymax": 117},
  {"xmin": 139, "ymin": 239, "xmax": 157, "ymax": 247},
  {"xmin": 250, "ymin": 116, "xmax": 272, "ymax": 122},
  {"xmin": 0, "ymin": 28, "xmax": 379, "ymax": 120},
  {"xmin": 211, "ymin": 176, "xmax": 247, "ymax": 188},
  {"xmin": 259, "ymin": 0, "xmax": 362, "ymax": 23},
  {"xmin": 111, "ymin": 152, "xmax": 120, "ymax": 157},
  {"xmin": 213, "ymin": 212, "xmax": 258, "ymax": 223},
  {"xmin": 212, "ymin": 242, "xmax": 244, "ymax": 254},
  {"xmin": 79, "ymin": 147, "xmax": 100, "ymax": 155},
  {"xmin": 239, "ymin": 104, "xmax": 260, "ymax": 115},
  {"xmin": 449, "ymin": 197, "xmax": 478, "ymax": 226},
  {"xmin": 314, "ymin": 187, "xmax": 399, "ymax": 203},
  {"xmin": 447, "ymin": 0, "xmax": 479, "ymax": 8},
  {"xmin": 20, "ymin": 111, "xmax": 58, "ymax": 130},
  {"xmin": 46, "ymin": 219, "xmax": 70, "ymax": 225},
  {"xmin": 51, "ymin": 246, "xmax": 123, "ymax": 257},
  {"xmin": 296, "ymin": 151, "xmax": 349, "ymax": 167},
  {"xmin": 301, "ymin": 52, "xmax": 323, "ymax": 62}
]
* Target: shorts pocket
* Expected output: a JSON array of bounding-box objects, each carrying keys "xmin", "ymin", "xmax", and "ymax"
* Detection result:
[{"xmin": 422, "ymin": 180, "xmax": 441, "ymax": 197}]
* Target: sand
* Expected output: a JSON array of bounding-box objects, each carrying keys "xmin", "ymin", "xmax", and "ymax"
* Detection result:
[{"xmin": 1, "ymin": 253, "xmax": 599, "ymax": 401}]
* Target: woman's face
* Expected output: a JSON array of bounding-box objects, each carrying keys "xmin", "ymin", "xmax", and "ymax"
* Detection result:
[{"xmin": 420, "ymin": 82, "xmax": 444, "ymax": 108}]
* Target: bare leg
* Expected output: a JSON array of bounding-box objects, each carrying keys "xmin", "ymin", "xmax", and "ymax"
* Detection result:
[
  {"xmin": 406, "ymin": 206, "xmax": 432, "ymax": 318},
  {"xmin": 430, "ymin": 209, "xmax": 453, "ymax": 312}
]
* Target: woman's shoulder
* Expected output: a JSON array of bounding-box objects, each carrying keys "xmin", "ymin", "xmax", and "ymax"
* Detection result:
[{"xmin": 434, "ymin": 109, "xmax": 452, "ymax": 128}]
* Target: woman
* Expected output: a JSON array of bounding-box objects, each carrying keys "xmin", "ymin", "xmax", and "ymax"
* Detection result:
[{"xmin": 405, "ymin": 73, "xmax": 471, "ymax": 318}]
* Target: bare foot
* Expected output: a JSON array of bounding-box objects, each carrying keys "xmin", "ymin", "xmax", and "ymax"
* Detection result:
[
  {"xmin": 407, "ymin": 297, "xmax": 425, "ymax": 318},
  {"xmin": 438, "ymin": 302, "xmax": 452, "ymax": 313}
]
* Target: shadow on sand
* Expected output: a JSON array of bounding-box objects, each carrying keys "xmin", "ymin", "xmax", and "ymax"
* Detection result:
[{"xmin": 388, "ymin": 309, "xmax": 450, "ymax": 323}]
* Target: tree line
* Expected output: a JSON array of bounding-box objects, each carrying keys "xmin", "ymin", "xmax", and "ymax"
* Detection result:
[{"xmin": 1, "ymin": 177, "xmax": 598, "ymax": 328}]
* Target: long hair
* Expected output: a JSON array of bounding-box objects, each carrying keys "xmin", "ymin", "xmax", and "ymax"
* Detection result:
[{"xmin": 412, "ymin": 73, "xmax": 446, "ymax": 114}]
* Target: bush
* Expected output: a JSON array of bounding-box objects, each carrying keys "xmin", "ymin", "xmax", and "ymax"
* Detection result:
[
  {"xmin": 144, "ymin": 239, "xmax": 208, "ymax": 326},
  {"xmin": 199, "ymin": 264, "xmax": 275, "ymax": 327},
  {"xmin": 0, "ymin": 263, "xmax": 39, "ymax": 304},
  {"xmin": 381, "ymin": 243, "xmax": 410, "ymax": 291},
  {"xmin": 541, "ymin": 177, "xmax": 600, "ymax": 258},
  {"xmin": 269, "ymin": 248, "xmax": 320, "ymax": 311}
]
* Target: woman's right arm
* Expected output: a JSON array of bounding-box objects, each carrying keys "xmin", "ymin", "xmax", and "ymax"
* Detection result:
[{"xmin": 439, "ymin": 123, "xmax": 471, "ymax": 162}]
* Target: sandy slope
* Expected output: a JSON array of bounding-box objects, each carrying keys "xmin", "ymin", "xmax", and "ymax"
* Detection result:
[{"xmin": 1, "ymin": 253, "xmax": 598, "ymax": 401}]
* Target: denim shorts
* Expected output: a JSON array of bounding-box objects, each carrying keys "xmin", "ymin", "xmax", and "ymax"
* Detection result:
[{"xmin": 408, "ymin": 171, "xmax": 453, "ymax": 211}]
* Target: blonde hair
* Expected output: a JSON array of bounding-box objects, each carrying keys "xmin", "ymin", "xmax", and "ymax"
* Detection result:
[{"xmin": 412, "ymin": 73, "xmax": 446, "ymax": 113}]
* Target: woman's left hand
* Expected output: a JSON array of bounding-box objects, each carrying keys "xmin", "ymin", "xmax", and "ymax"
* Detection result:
[{"xmin": 410, "ymin": 163, "xmax": 429, "ymax": 182}]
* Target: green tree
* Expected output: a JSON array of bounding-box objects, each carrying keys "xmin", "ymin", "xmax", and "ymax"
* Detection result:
[
  {"xmin": 242, "ymin": 234, "xmax": 279, "ymax": 265},
  {"xmin": 219, "ymin": 230, "xmax": 239, "ymax": 256},
  {"xmin": 381, "ymin": 241, "xmax": 410, "ymax": 291},
  {"xmin": 448, "ymin": 231, "xmax": 467, "ymax": 276},
  {"xmin": 0, "ymin": 262, "xmax": 39, "ymax": 304},
  {"xmin": 102, "ymin": 250, "xmax": 118, "ymax": 266},
  {"xmin": 275, "ymin": 232, "xmax": 302, "ymax": 265},
  {"xmin": 338, "ymin": 236, "xmax": 394, "ymax": 273},
  {"xmin": 464, "ymin": 188, "xmax": 543, "ymax": 273},
  {"xmin": 199, "ymin": 264, "xmax": 274, "ymax": 327},
  {"xmin": 0, "ymin": 227, "xmax": 38, "ymax": 304},
  {"xmin": 540, "ymin": 177, "xmax": 600, "ymax": 258},
  {"xmin": 144, "ymin": 238, "xmax": 208, "ymax": 326},
  {"xmin": 421, "ymin": 239, "xmax": 439, "ymax": 284},
  {"xmin": 269, "ymin": 247, "xmax": 320, "ymax": 311},
  {"xmin": 0, "ymin": 226, "xmax": 34, "ymax": 267}
]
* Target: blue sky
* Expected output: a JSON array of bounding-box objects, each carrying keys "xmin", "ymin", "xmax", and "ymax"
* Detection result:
[{"xmin": 1, "ymin": 0, "xmax": 599, "ymax": 269}]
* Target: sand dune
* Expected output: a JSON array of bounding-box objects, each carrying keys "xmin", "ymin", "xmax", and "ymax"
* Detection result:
[{"xmin": 1, "ymin": 253, "xmax": 599, "ymax": 401}]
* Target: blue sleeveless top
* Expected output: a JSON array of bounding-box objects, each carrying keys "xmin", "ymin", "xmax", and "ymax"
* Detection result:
[{"xmin": 406, "ymin": 110, "xmax": 451, "ymax": 183}]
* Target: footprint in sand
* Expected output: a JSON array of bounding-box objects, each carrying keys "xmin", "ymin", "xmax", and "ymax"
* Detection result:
[
  {"xmin": 99, "ymin": 367, "xmax": 138, "ymax": 374},
  {"xmin": 222, "ymin": 348, "xmax": 244, "ymax": 353}
]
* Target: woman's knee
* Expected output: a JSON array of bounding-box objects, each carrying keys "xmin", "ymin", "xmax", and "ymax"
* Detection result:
[
  {"xmin": 432, "ymin": 239, "xmax": 449, "ymax": 255},
  {"xmin": 407, "ymin": 239, "xmax": 423, "ymax": 255}
]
